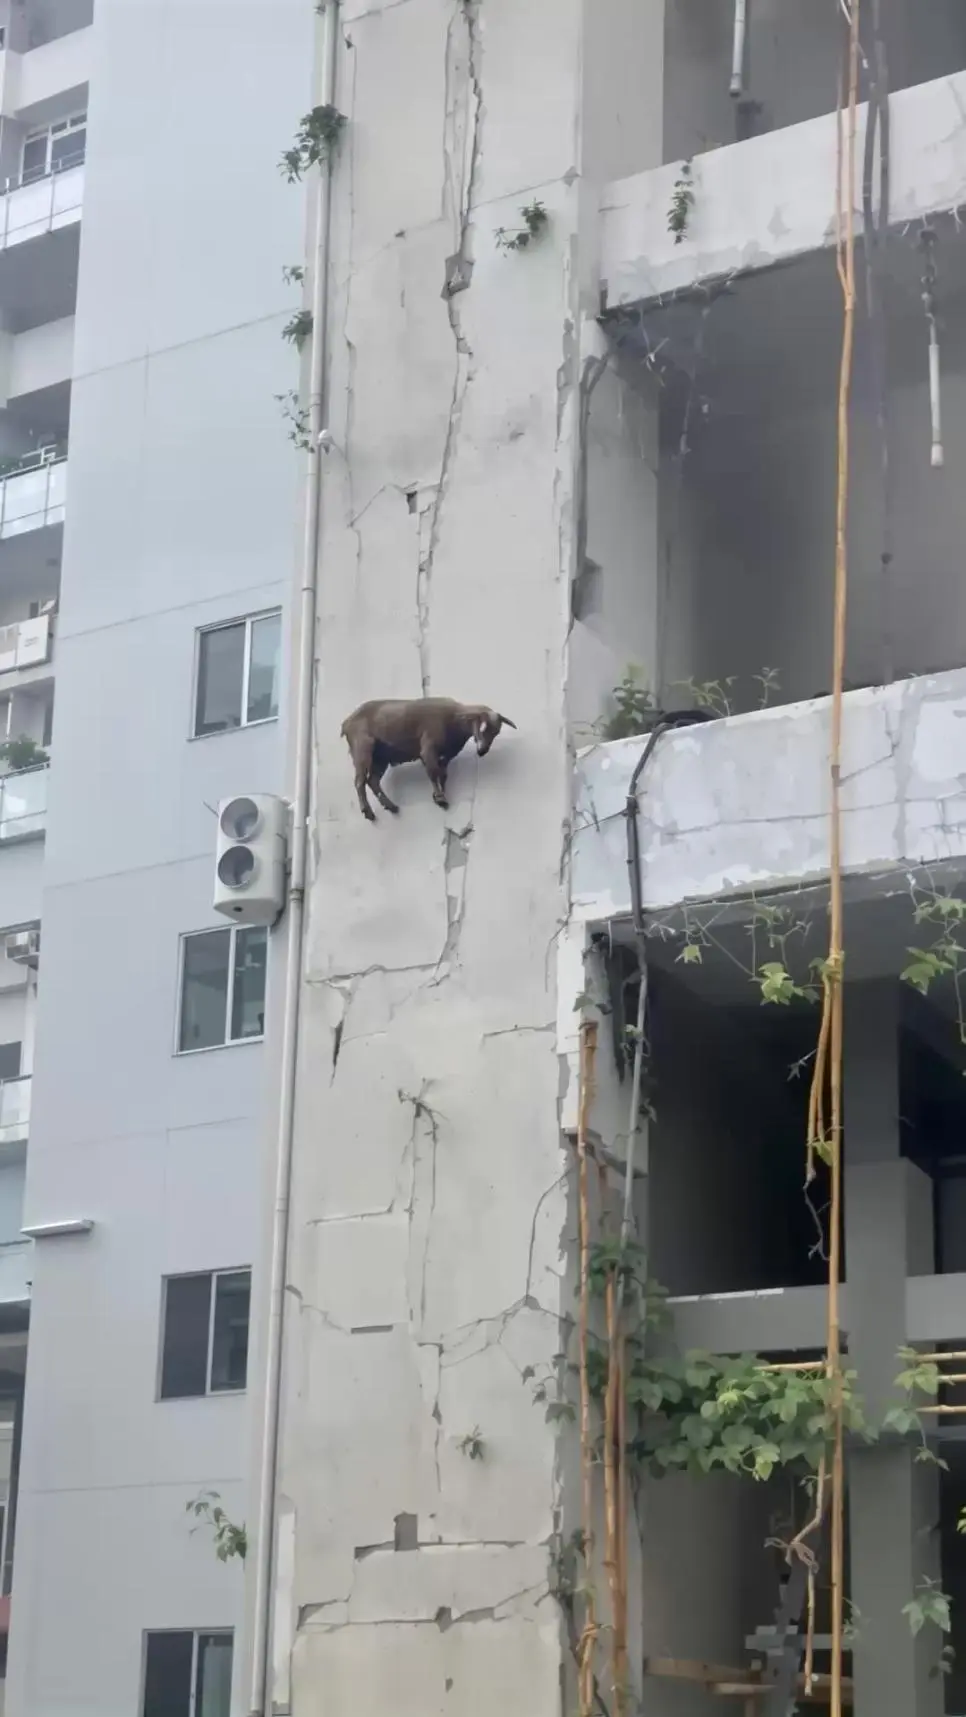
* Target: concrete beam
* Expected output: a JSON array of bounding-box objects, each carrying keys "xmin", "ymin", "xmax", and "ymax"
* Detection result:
[
  {"xmin": 572, "ymin": 670, "xmax": 966, "ymax": 922},
  {"xmin": 600, "ymin": 69, "xmax": 966, "ymax": 311},
  {"xmin": 667, "ymin": 1285, "xmax": 834, "ymax": 1355}
]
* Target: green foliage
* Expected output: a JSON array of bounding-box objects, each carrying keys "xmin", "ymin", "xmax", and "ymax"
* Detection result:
[
  {"xmin": 674, "ymin": 675, "xmax": 736, "ymax": 717},
  {"xmin": 900, "ymin": 890, "xmax": 966, "ymax": 1049},
  {"xmin": 598, "ymin": 665, "xmax": 655, "ymax": 741},
  {"xmin": 275, "ymin": 390, "xmax": 313, "ymax": 452},
  {"xmin": 754, "ymin": 666, "xmax": 781, "ymax": 707},
  {"xmin": 186, "ymin": 1490, "xmax": 247, "ymax": 1563},
  {"xmin": 282, "ymin": 308, "xmax": 314, "ymax": 351},
  {"xmin": 616, "ymin": 1350, "xmax": 868, "ymax": 1481},
  {"xmin": 458, "ymin": 1426, "xmax": 485, "ymax": 1461},
  {"xmin": 280, "ymin": 105, "xmax": 346, "ymax": 181},
  {"xmin": 0, "ymin": 735, "xmax": 48, "ymax": 773},
  {"xmin": 904, "ymin": 1579, "xmax": 951, "ymax": 1638},
  {"xmin": 495, "ymin": 200, "xmax": 549, "ymax": 254},
  {"xmin": 667, "ymin": 160, "xmax": 695, "ymax": 243}
]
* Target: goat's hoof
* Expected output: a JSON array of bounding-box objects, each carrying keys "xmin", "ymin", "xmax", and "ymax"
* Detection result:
[
  {"xmin": 434, "ymin": 796, "xmax": 449, "ymax": 810},
  {"xmin": 362, "ymin": 807, "xmax": 377, "ymax": 823},
  {"xmin": 384, "ymin": 801, "xmax": 400, "ymax": 814}
]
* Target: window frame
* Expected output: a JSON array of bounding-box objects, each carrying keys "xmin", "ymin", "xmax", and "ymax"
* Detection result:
[
  {"xmin": 21, "ymin": 110, "xmax": 86, "ymax": 185},
  {"xmin": 157, "ymin": 1268, "xmax": 252, "ymax": 1402},
  {"xmin": 141, "ymin": 1627, "xmax": 234, "ymax": 1717},
  {"xmin": 175, "ymin": 924, "xmax": 268, "ymax": 1056},
  {"xmin": 191, "ymin": 608, "xmax": 281, "ymax": 741}
]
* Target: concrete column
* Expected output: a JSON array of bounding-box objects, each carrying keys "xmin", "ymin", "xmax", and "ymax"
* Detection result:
[{"xmin": 844, "ymin": 982, "xmax": 943, "ymax": 1717}]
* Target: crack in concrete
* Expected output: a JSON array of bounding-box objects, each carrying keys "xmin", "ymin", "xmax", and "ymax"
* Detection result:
[
  {"xmin": 436, "ymin": 821, "xmax": 474, "ymax": 974},
  {"xmin": 417, "ymin": 0, "xmax": 483, "ymax": 694},
  {"xmin": 399, "ymin": 1084, "xmax": 442, "ymax": 1334}
]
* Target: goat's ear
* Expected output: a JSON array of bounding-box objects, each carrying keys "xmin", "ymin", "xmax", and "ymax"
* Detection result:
[{"xmin": 497, "ymin": 714, "xmax": 517, "ymax": 731}]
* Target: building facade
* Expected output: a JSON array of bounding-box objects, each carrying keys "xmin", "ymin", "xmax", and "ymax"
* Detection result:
[
  {"xmin": 0, "ymin": 1, "xmax": 963, "ymax": 1716},
  {"xmin": 0, "ymin": 0, "xmax": 315, "ymax": 1711},
  {"xmin": 271, "ymin": 6, "xmax": 966, "ymax": 1717}
]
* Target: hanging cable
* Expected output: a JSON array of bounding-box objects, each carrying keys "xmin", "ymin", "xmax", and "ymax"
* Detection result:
[{"xmin": 920, "ymin": 226, "xmax": 944, "ymax": 469}]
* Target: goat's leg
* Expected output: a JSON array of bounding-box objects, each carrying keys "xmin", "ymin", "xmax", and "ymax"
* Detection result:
[
  {"xmin": 419, "ymin": 740, "xmax": 449, "ymax": 809},
  {"xmin": 350, "ymin": 738, "xmax": 377, "ymax": 821},
  {"xmin": 367, "ymin": 760, "xmax": 399, "ymax": 814}
]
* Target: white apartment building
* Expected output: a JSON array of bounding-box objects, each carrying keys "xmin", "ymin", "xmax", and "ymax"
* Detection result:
[
  {"xmin": 0, "ymin": 1, "xmax": 964, "ymax": 1716},
  {"xmin": 0, "ymin": 0, "xmax": 316, "ymax": 1712}
]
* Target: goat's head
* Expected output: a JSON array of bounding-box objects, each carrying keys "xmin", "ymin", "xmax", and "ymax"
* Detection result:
[{"xmin": 470, "ymin": 707, "xmax": 517, "ymax": 757}]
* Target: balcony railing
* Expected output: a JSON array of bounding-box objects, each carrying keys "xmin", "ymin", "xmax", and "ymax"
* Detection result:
[
  {"xmin": 0, "ymin": 453, "xmax": 66, "ymax": 538},
  {"xmin": 0, "ymin": 1077, "xmax": 29, "ymax": 1146},
  {"xmin": 0, "ymin": 768, "xmax": 46, "ymax": 843},
  {"xmin": 0, "ymin": 613, "xmax": 52, "ymax": 676},
  {"xmin": 0, "ymin": 154, "xmax": 83, "ymax": 250}
]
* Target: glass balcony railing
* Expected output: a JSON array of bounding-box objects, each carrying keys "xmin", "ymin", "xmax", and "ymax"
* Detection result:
[
  {"xmin": 0, "ymin": 613, "xmax": 52, "ymax": 676},
  {"xmin": 0, "ymin": 154, "xmax": 83, "ymax": 250},
  {"xmin": 0, "ymin": 454, "xmax": 66, "ymax": 539},
  {"xmin": 0, "ymin": 768, "xmax": 46, "ymax": 842},
  {"xmin": 0, "ymin": 1076, "xmax": 30, "ymax": 1145}
]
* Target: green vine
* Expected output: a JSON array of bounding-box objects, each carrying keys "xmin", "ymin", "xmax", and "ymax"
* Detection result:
[
  {"xmin": 274, "ymin": 389, "xmax": 312, "ymax": 452},
  {"xmin": 900, "ymin": 886, "xmax": 966, "ymax": 1048}
]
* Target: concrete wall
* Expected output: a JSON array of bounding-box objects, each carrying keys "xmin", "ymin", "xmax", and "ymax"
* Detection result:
[
  {"xmin": 663, "ymin": 272, "xmax": 966, "ymax": 708},
  {"xmin": 5, "ymin": 2, "xmax": 313, "ymax": 1712},
  {"xmin": 275, "ymin": 1, "xmax": 670, "ymax": 1712}
]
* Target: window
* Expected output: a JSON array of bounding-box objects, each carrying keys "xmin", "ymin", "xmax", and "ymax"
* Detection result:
[
  {"xmin": 21, "ymin": 112, "xmax": 86, "ymax": 185},
  {"xmin": 194, "ymin": 610, "xmax": 281, "ymax": 738},
  {"xmin": 177, "ymin": 925, "xmax": 267, "ymax": 1053},
  {"xmin": 0, "ymin": 1043, "xmax": 20, "ymax": 1083},
  {"xmin": 159, "ymin": 1269, "xmax": 251, "ymax": 1400},
  {"xmin": 143, "ymin": 1631, "xmax": 233, "ymax": 1717}
]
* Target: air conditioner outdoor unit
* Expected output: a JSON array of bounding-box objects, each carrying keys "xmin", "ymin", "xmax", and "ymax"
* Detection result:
[{"xmin": 5, "ymin": 929, "xmax": 39, "ymax": 968}]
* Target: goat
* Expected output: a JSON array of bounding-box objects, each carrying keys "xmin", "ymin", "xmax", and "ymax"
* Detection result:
[{"xmin": 341, "ymin": 697, "xmax": 517, "ymax": 821}]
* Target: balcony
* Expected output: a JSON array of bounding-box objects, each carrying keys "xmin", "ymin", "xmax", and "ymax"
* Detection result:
[
  {"xmin": 0, "ymin": 770, "xmax": 46, "ymax": 845},
  {"xmin": 571, "ymin": 669, "xmax": 966, "ymax": 923},
  {"xmin": 0, "ymin": 157, "xmax": 82, "ymax": 253},
  {"xmin": 0, "ymin": 1079, "xmax": 29, "ymax": 1150},
  {"xmin": 0, "ymin": 448, "xmax": 65, "ymax": 538},
  {"xmin": 0, "ymin": 615, "xmax": 52, "ymax": 683},
  {"xmin": 600, "ymin": 68, "xmax": 966, "ymax": 315}
]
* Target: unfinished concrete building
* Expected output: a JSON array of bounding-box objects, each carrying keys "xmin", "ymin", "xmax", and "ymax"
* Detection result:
[{"xmin": 254, "ymin": 5, "xmax": 966, "ymax": 1717}]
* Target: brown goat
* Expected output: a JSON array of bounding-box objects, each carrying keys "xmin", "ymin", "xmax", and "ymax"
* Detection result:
[{"xmin": 341, "ymin": 697, "xmax": 517, "ymax": 821}]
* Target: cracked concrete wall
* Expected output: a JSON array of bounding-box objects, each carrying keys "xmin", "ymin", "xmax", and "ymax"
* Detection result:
[
  {"xmin": 601, "ymin": 71, "xmax": 966, "ymax": 312},
  {"xmin": 275, "ymin": 1, "xmax": 669, "ymax": 1710},
  {"xmin": 572, "ymin": 670, "xmax": 966, "ymax": 921}
]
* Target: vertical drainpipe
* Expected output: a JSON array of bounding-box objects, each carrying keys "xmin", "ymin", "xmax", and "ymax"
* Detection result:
[
  {"xmin": 246, "ymin": 4, "xmax": 339, "ymax": 1713},
  {"xmin": 730, "ymin": 0, "xmax": 747, "ymax": 97}
]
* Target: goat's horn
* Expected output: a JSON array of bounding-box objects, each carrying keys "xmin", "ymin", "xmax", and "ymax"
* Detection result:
[{"xmin": 499, "ymin": 714, "xmax": 517, "ymax": 730}]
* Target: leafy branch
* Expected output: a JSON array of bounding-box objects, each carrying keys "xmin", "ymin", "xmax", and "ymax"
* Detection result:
[
  {"xmin": 280, "ymin": 105, "xmax": 346, "ymax": 181},
  {"xmin": 282, "ymin": 308, "xmax": 314, "ymax": 351},
  {"xmin": 667, "ymin": 160, "xmax": 695, "ymax": 243},
  {"xmin": 495, "ymin": 199, "xmax": 548, "ymax": 254},
  {"xmin": 185, "ymin": 1490, "xmax": 247, "ymax": 1563},
  {"xmin": 275, "ymin": 389, "xmax": 312, "ymax": 452}
]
